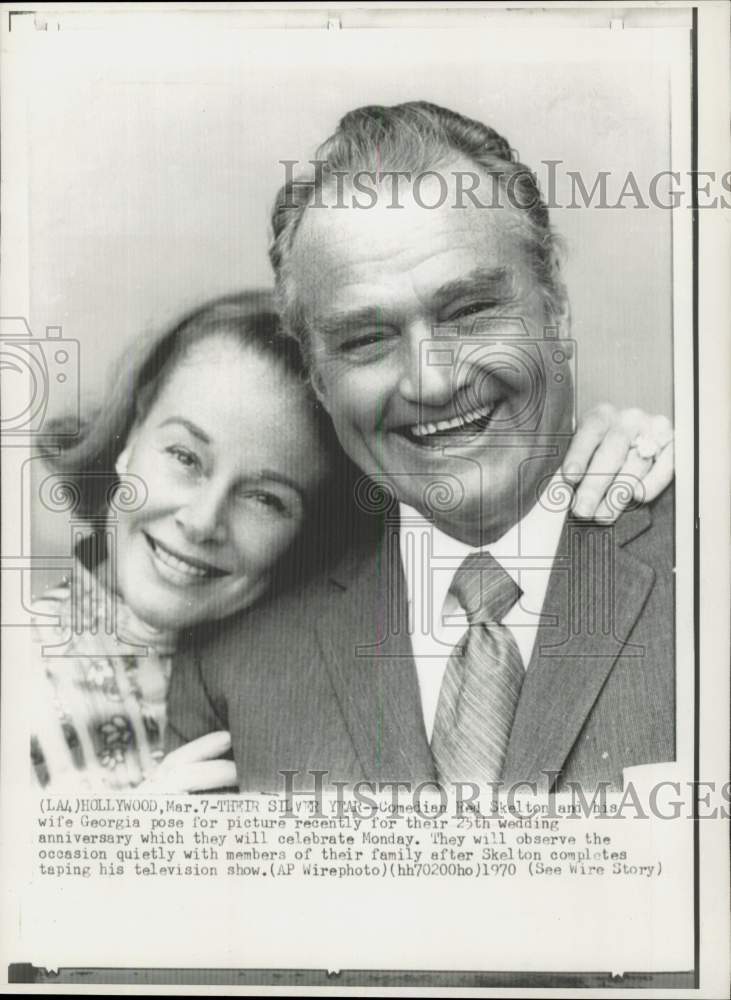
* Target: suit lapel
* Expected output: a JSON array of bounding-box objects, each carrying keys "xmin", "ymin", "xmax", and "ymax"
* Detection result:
[
  {"xmin": 312, "ymin": 502, "xmax": 656, "ymax": 788},
  {"xmin": 316, "ymin": 519, "xmax": 436, "ymax": 783},
  {"xmin": 503, "ymin": 507, "xmax": 656, "ymax": 788}
]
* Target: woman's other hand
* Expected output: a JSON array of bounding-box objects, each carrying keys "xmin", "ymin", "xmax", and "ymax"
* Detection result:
[
  {"xmin": 563, "ymin": 404, "xmax": 674, "ymax": 522},
  {"xmin": 142, "ymin": 731, "xmax": 237, "ymax": 793}
]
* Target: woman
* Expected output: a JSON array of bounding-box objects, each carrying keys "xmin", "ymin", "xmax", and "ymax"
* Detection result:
[
  {"xmin": 30, "ymin": 291, "xmax": 674, "ymax": 792},
  {"xmin": 31, "ymin": 291, "xmax": 338, "ymax": 792}
]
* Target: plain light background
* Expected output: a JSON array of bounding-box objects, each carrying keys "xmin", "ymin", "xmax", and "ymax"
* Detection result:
[{"xmin": 22, "ymin": 19, "xmax": 677, "ymax": 567}]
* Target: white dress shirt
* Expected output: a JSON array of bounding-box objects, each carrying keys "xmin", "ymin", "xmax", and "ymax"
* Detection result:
[{"xmin": 398, "ymin": 475, "xmax": 568, "ymax": 741}]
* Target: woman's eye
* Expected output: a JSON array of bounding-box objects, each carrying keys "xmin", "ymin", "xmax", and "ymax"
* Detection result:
[
  {"xmin": 165, "ymin": 445, "xmax": 201, "ymax": 472},
  {"xmin": 237, "ymin": 491, "xmax": 289, "ymax": 515}
]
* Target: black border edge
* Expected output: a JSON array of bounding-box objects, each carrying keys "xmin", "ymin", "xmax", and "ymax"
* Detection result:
[
  {"xmin": 7, "ymin": 965, "xmax": 698, "ymax": 988},
  {"xmin": 691, "ymin": 3, "xmax": 700, "ymax": 991}
]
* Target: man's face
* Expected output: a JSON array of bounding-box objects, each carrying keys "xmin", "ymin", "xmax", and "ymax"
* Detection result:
[{"xmin": 289, "ymin": 162, "xmax": 574, "ymax": 544}]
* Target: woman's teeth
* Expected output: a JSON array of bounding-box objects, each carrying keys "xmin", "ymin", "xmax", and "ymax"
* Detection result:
[
  {"xmin": 409, "ymin": 401, "xmax": 497, "ymax": 440},
  {"xmin": 149, "ymin": 538, "xmax": 216, "ymax": 579}
]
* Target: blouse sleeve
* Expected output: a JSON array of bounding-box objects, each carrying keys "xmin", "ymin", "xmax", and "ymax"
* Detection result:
[{"xmin": 29, "ymin": 589, "xmax": 146, "ymax": 792}]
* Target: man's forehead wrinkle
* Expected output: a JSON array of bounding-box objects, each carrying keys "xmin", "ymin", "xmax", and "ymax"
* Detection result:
[
  {"xmin": 289, "ymin": 170, "xmax": 539, "ymax": 330},
  {"xmin": 431, "ymin": 266, "xmax": 516, "ymax": 304},
  {"xmin": 297, "ymin": 203, "xmax": 495, "ymax": 275}
]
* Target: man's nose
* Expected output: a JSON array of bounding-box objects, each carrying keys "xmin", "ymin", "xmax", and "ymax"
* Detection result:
[
  {"xmin": 175, "ymin": 483, "xmax": 228, "ymax": 545},
  {"xmin": 397, "ymin": 322, "xmax": 455, "ymax": 408}
]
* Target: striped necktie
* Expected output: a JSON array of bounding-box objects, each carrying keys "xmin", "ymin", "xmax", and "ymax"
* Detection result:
[{"xmin": 431, "ymin": 550, "xmax": 524, "ymax": 785}]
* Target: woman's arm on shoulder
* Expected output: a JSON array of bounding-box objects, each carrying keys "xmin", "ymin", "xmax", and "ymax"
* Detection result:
[{"xmin": 563, "ymin": 404, "xmax": 674, "ymax": 521}]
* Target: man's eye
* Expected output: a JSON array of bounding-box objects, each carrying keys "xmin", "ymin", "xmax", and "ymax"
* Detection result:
[
  {"xmin": 448, "ymin": 302, "xmax": 496, "ymax": 321},
  {"xmin": 343, "ymin": 333, "xmax": 381, "ymax": 351},
  {"xmin": 165, "ymin": 445, "xmax": 201, "ymax": 472},
  {"xmin": 341, "ymin": 331, "xmax": 396, "ymax": 357}
]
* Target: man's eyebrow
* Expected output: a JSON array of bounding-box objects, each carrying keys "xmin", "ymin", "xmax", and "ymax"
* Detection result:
[
  {"xmin": 313, "ymin": 269, "xmax": 515, "ymax": 339},
  {"xmin": 433, "ymin": 267, "xmax": 515, "ymax": 311},
  {"xmin": 158, "ymin": 417, "xmax": 211, "ymax": 444}
]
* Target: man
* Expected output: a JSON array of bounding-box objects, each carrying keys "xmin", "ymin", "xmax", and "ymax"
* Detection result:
[{"xmin": 166, "ymin": 102, "xmax": 674, "ymax": 793}]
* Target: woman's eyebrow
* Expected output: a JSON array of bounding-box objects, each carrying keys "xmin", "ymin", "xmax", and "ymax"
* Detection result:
[
  {"xmin": 158, "ymin": 417, "xmax": 211, "ymax": 444},
  {"xmin": 254, "ymin": 469, "xmax": 302, "ymax": 495}
]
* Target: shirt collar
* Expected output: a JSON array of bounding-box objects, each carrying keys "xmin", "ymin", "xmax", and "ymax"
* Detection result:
[{"xmin": 398, "ymin": 472, "xmax": 568, "ymax": 604}]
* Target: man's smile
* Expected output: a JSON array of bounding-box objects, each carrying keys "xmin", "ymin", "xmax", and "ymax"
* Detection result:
[
  {"xmin": 405, "ymin": 399, "xmax": 499, "ymax": 444},
  {"xmin": 388, "ymin": 393, "xmax": 513, "ymax": 450}
]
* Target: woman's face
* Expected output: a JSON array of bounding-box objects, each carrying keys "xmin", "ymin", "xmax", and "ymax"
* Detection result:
[{"xmin": 114, "ymin": 336, "xmax": 328, "ymax": 630}]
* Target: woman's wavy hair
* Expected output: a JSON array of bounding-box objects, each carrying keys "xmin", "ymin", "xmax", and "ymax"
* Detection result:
[{"xmin": 45, "ymin": 291, "xmax": 366, "ymax": 579}]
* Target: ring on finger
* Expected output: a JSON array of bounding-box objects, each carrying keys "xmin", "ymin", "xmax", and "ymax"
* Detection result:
[{"xmin": 630, "ymin": 433, "xmax": 662, "ymax": 461}]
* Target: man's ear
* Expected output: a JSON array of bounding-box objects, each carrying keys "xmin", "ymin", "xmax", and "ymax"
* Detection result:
[
  {"xmin": 115, "ymin": 448, "xmax": 131, "ymax": 476},
  {"xmin": 550, "ymin": 303, "xmax": 576, "ymax": 432},
  {"xmin": 309, "ymin": 368, "xmax": 329, "ymax": 408},
  {"xmin": 554, "ymin": 298, "xmax": 572, "ymax": 343},
  {"xmin": 545, "ymin": 306, "xmax": 573, "ymax": 357},
  {"xmin": 560, "ymin": 340, "xmax": 574, "ymax": 360}
]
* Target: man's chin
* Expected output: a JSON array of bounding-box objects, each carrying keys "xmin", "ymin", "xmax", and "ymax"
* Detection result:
[
  {"xmin": 372, "ymin": 432, "xmax": 491, "ymax": 480},
  {"xmin": 367, "ymin": 466, "xmax": 525, "ymax": 546},
  {"xmin": 433, "ymin": 506, "xmax": 517, "ymax": 547}
]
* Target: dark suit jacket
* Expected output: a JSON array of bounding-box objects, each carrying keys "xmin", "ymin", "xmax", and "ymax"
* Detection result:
[{"xmin": 167, "ymin": 487, "xmax": 675, "ymax": 792}]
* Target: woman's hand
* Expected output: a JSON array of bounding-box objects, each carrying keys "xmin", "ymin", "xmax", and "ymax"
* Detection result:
[
  {"xmin": 563, "ymin": 404, "xmax": 674, "ymax": 522},
  {"xmin": 141, "ymin": 731, "xmax": 237, "ymax": 793}
]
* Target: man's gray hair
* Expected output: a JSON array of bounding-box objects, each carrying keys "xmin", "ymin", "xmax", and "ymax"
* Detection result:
[{"xmin": 269, "ymin": 101, "xmax": 567, "ymax": 352}]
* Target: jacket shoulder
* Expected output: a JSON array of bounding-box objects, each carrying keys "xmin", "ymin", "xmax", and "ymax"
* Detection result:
[
  {"xmin": 182, "ymin": 537, "xmax": 375, "ymax": 667},
  {"xmin": 626, "ymin": 483, "xmax": 675, "ymax": 570}
]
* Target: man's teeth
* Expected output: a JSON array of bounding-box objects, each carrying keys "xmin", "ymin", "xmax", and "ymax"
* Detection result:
[
  {"xmin": 410, "ymin": 402, "xmax": 496, "ymax": 438},
  {"xmin": 151, "ymin": 540, "xmax": 211, "ymax": 578}
]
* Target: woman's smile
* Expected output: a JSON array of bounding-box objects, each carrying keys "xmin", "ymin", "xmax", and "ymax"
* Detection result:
[{"xmin": 143, "ymin": 531, "xmax": 230, "ymax": 584}]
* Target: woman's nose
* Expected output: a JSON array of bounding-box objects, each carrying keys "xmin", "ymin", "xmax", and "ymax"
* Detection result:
[
  {"xmin": 174, "ymin": 485, "xmax": 228, "ymax": 545},
  {"xmin": 397, "ymin": 322, "xmax": 455, "ymax": 407}
]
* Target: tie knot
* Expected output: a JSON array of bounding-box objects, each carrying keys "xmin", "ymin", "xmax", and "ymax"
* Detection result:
[{"xmin": 449, "ymin": 550, "xmax": 522, "ymax": 625}]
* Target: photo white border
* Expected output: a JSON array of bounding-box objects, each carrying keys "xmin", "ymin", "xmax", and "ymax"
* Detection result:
[{"xmin": 1, "ymin": 2, "xmax": 728, "ymax": 995}]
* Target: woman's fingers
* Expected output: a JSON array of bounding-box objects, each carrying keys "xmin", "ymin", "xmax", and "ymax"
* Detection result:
[
  {"xmin": 591, "ymin": 445, "xmax": 652, "ymax": 522},
  {"xmin": 567, "ymin": 407, "xmax": 674, "ymax": 519},
  {"xmin": 142, "ymin": 731, "xmax": 236, "ymax": 792},
  {"xmin": 144, "ymin": 759, "xmax": 238, "ymax": 794},
  {"xmin": 646, "ymin": 413, "xmax": 674, "ymax": 450},
  {"xmin": 635, "ymin": 439, "xmax": 675, "ymax": 501},
  {"xmin": 161, "ymin": 731, "xmax": 232, "ymax": 767},
  {"xmin": 571, "ymin": 426, "xmax": 632, "ymax": 518},
  {"xmin": 562, "ymin": 403, "xmax": 616, "ymax": 484}
]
